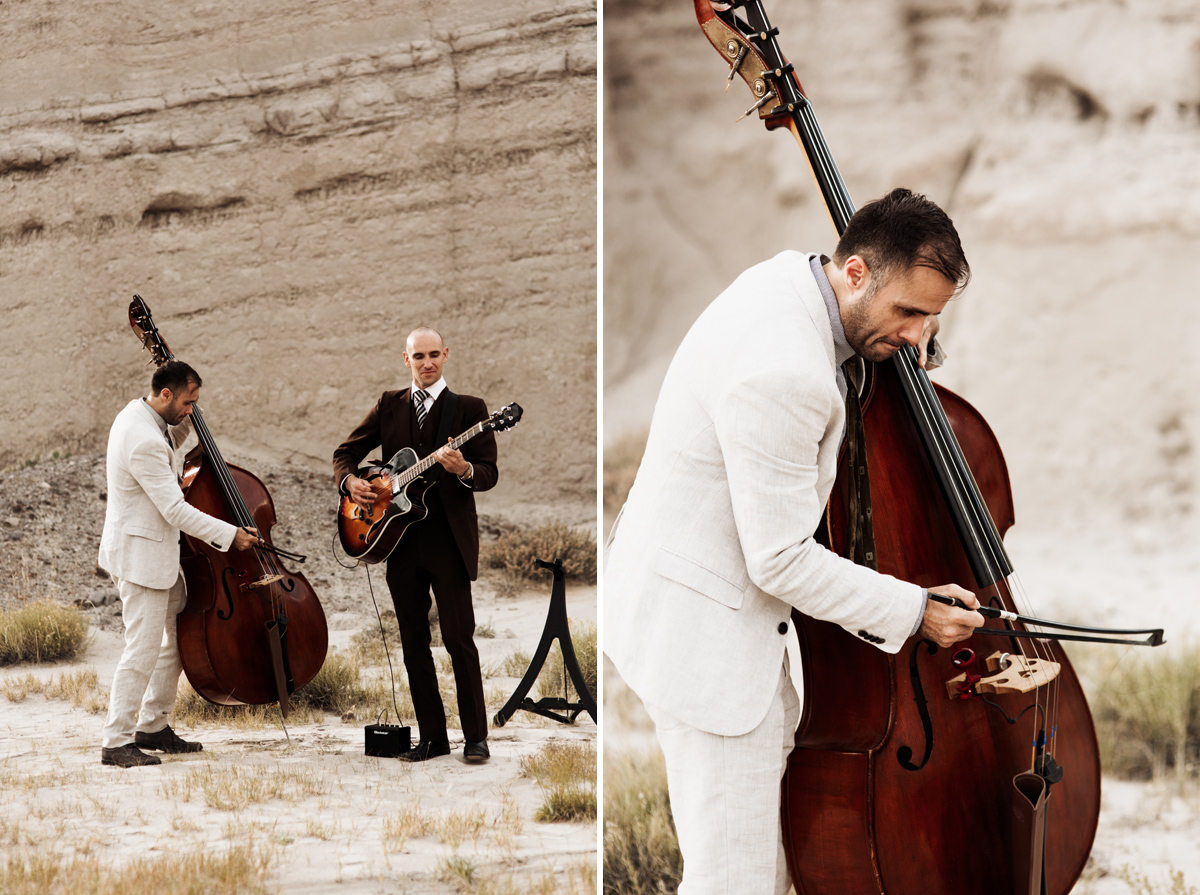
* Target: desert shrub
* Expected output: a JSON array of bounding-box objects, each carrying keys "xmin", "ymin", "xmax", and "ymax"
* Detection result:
[
  {"xmin": 604, "ymin": 749, "xmax": 681, "ymax": 895},
  {"xmin": 482, "ymin": 522, "xmax": 596, "ymax": 585},
  {"xmin": 292, "ymin": 650, "xmax": 378, "ymax": 714},
  {"xmin": 0, "ymin": 600, "xmax": 88, "ymax": 665},
  {"xmin": 1088, "ymin": 641, "xmax": 1200, "ymax": 781},
  {"xmin": 539, "ymin": 619, "xmax": 597, "ymax": 704},
  {"xmin": 520, "ymin": 740, "xmax": 596, "ymax": 822},
  {"xmin": 603, "ymin": 429, "xmax": 648, "ymax": 519},
  {"xmin": 172, "ymin": 679, "xmax": 322, "ymax": 728},
  {"xmin": 173, "ymin": 648, "xmax": 404, "ymax": 728}
]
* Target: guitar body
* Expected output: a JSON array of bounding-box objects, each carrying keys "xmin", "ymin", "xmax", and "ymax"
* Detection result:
[{"xmin": 337, "ymin": 447, "xmax": 436, "ymax": 564}]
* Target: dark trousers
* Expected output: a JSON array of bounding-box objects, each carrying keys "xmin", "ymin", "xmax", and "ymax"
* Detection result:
[{"xmin": 385, "ymin": 511, "xmax": 487, "ymax": 743}]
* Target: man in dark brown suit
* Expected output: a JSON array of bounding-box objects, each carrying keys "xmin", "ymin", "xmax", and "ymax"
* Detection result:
[{"xmin": 333, "ymin": 326, "xmax": 498, "ymax": 762}]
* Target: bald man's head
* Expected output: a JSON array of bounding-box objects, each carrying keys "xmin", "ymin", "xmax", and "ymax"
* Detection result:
[{"xmin": 404, "ymin": 327, "xmax": 449, "ymax": 389}]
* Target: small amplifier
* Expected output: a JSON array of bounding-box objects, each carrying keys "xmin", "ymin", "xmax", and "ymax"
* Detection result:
[{"xmin": 365, "ymin": 711, "xmax": 411, "ymax": 758}]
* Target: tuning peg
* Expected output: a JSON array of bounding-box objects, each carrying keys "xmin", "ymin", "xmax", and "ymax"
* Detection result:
[
  {"xmin": 724, "ymin": 44, "xmax": 748, "ymax": 93},
  {"xmin": 736, "ymin": 86, "xmax": 775, "ymax": 122}
]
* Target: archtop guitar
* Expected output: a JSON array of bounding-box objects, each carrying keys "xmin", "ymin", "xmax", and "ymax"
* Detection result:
[{"xmin": 336, "ymin": 402, "xmax": 523, "ymax": 564}]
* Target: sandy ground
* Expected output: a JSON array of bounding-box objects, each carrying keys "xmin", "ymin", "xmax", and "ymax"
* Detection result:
[{"xmin": 0, "ymin": 560, "xmax": 597, "ymax": 891}]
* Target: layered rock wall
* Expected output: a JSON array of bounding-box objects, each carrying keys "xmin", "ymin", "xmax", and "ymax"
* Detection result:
[
  {"xmin": 1, "ymin": 0, "xmax": 596, "ymax": 519},
  {"xmin": 605, "ymin": 0, "xmax": 1199, "ymax": 538}
]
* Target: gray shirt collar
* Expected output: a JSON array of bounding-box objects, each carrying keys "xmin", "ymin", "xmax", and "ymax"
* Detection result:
[
  {"xmin": 809, "ymin": 253, "xmax": 856, "ymax": 369},
  {"xmin": 139, "ymin": 397, "xmax": 170, "ymax": 435}
]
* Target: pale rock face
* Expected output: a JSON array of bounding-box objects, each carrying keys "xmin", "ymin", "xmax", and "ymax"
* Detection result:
[
  {"xmin": 0, "ymin": 0, "xmax": 597, "ymax": 519},
  {"xmin": 604, "ymin": 0, "xmax": 1199, "ymax": 539}
]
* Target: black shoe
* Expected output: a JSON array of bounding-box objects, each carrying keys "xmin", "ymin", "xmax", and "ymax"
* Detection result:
[
  {"xmin": 101, "ymin": 744, "xmax": 162, "ymax": 768},
  {"xmin": 463, "ymin": 740, "xmax": 490, "ymax": 763},
  {"xmin": 398, "ymin": 739, "xmax": 451, "ymax": 762},
  {"xmin": 135, "ymin": 725, "xmax": 203, "ymax": 754}
]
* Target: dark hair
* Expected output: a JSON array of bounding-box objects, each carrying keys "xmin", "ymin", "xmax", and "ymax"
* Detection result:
[
  {"xmin": 151, "ymin": 359, "xmax": 202, "ymax": 395},
  {"xmin": 833, "ymin": 188, "xmax": 970, "ymax": 292}
]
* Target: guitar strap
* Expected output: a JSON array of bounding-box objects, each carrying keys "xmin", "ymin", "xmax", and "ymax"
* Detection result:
[{"xmin": 432, "ymin": 390, "xmax": 459, "ymax": 473}]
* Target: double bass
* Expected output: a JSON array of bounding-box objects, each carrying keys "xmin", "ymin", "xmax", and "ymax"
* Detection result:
[
  {"xmin": 128, "ymin": 296, "xmax": 328, "ymax": 717},
  {"xmin": 693, "ymin": 3, "xmax": 1163, "ymax": 893}
]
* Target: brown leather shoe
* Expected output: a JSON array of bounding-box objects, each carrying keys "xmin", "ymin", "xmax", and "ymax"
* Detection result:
[
  {"xmin": 135, "ymin": 725, "xmax": 203, "ymax": 754},
  {"xmin": 100, "ymin": 744, "xmax": 162, "ymax": 767}
]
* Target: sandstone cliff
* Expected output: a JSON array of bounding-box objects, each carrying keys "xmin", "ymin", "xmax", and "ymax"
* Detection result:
[
  {"xmin": 1, "ymin": 0, "xmax": 597, "ymax": 520},
  {"xmin": 605, "ymin": 0, "xmax": 1199, "ymax": 540}
]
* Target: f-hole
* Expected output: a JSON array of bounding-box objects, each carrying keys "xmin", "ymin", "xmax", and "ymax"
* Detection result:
[{"xmin": 897, "ymin": 640, "xmax": 938, "ymax": 771}]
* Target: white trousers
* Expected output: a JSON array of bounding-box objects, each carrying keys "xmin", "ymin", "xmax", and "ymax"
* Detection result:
[
  {"xmin": 101, "ymin": 573, "xmax": 186, "ymax": 749},
  {"xmin": 644, "ymin": 660, "xmax": 801, "ymax": 895}
]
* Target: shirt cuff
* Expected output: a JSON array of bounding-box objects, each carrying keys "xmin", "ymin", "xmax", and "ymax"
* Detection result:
[
  {"xmin": 457, "ymin": 462, "xmax": 474, "ymax": 488},
  {"xmin": 910, "ymin": 588, "xmax": 928, "ymax": 638}
]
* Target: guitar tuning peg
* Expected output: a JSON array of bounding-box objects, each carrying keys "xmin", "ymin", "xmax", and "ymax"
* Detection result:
[
  {"xmin": 724, "ymin": 44, "xmax": 748, "ymax": 92},
  {"xmin": 736, "ymin": 86, "xmax": 775, "ymax": 122}
]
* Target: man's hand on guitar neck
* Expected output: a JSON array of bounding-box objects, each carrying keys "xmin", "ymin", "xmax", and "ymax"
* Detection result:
[
  {"xmin": 344, "ymin": 475, "xmax": 376, "ymax": 511},
  {"xmin": 433, "ymin": 439, "xmax": 472, "ymax": 480}
]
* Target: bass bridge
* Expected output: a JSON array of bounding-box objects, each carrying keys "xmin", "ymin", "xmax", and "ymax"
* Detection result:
[{"xmin": 945, "ymin": 649, "xmax": 1060, "ymax": 700}]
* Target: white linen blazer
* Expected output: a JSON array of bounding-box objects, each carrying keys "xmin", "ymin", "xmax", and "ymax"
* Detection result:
[
  {"xmin": 604, "ymin": 251, "xmax": 924, "ymax": 737},
  {"xmin": 98, "ymin": 398, "xmax": 237, "ymax": 590}
]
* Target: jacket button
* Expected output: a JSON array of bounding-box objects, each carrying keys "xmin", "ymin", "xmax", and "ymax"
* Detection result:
[
  {"xmin": 778, "ymin": 622, "xmax": 788, "ymax": 634},
  {"xmin": 858, "ymin": 630, "xmax": 868, "ymax": 639}
]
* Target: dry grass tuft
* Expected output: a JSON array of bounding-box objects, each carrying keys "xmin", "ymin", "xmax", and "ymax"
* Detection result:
[
  {"xmin": 538, "ymin": 620, "xmax": 597, "ymax": 704},
  {"xmin": 46, "ymin": 669, "xmax": 107, "ymax": 714},
  {"xmin": 171, "ymin": 680, "xmax": 321, "ymax": 729},
  {"xmin": 0, "ymin": 601, "xmax": 88, "ymax": 665},
  {"xmin": 1118, "ymin": 864, "xmax": 1199, "ymax": 895},
  {"xmin": 437, "ymin": 854, "xmax": 478, "ymax": 888},
  {"xmin": 0, "ymin": 672, "xmax": 40, "ymax": 703},
  {"xmin": 0, "ymin": 843, "xmax": 273, "ymax": 894},
  {"xmin": 382, "ymin": 802, "xmax": 435, "ymax": 852},
  {"xmin": 482, "ymin": 522, "xmax": 596, "ymax": 585},
  {"xmin": 467, "ymin": 861, "xmax": 597, "ymax": 895},
  {"xmin": 350, "ymin": 609, "xmax": 403, "ymax": 664},
  {"xmin": 291, "ymin": 649, "xmax": 378, "ymax": 714},
  {"xmin": 438, "ymin": 807, "xmax": 487, "ymax": 849},
  {"xmin": 603, "ymin": 749, "xmax": 681, "ymax": 895},
  {"xmin": 502, "ymin": 650, "xmax": 531, "ymax": 678},
  {"xmin": 1085, "ymin": 641, "xmax": 1200, "ymax": 781},
  {"xmin": 1, "ymin": 668, "xmax": 107, "ymax": 713},
  {"xmin": 520, "ymin": 740, "xmax": 596, "ymax": 822},
  {"xmin": 159, "ymin": 762, "xmax": 329, "ymax": 811},
  {"xmin": 171, "ymin": 646, "xmax": 411, "ymax": 728}
]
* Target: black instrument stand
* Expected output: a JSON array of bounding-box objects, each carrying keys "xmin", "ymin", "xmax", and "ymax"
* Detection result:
[{"xmin": 493, "ymin": 558, "xmax": 597, "ymax": 726}]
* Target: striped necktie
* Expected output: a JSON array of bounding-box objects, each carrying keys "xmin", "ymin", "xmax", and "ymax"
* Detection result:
[{"xmin": 413, "ymin": 389, "xmax": 428, "ymax": 427}]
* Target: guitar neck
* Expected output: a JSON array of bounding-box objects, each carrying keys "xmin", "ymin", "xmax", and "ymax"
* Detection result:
[{"xmin": 392, "ymin": 422, "xmax": 487, "ymax": 491}]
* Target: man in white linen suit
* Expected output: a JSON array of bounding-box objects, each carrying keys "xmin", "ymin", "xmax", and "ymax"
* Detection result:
[
  {"xmin": 604, "ymin": 189, "xmax": 986, "ymax": 894},
  {"xmin": 98, "ymin": 359, "xmax": 258, "ymax": 768}
]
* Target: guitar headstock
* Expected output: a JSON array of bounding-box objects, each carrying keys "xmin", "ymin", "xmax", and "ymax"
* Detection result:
[
  {"xmin": 128, "ymin": 295, "xmax": 175, "ymax": 367},
  {"xmin": 485, "ymin": 403, "xmax": 524, "ymax": 433},
  {"xmin": 694, "ymin": 0, "xmax": 805, "ymax": 132}
]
